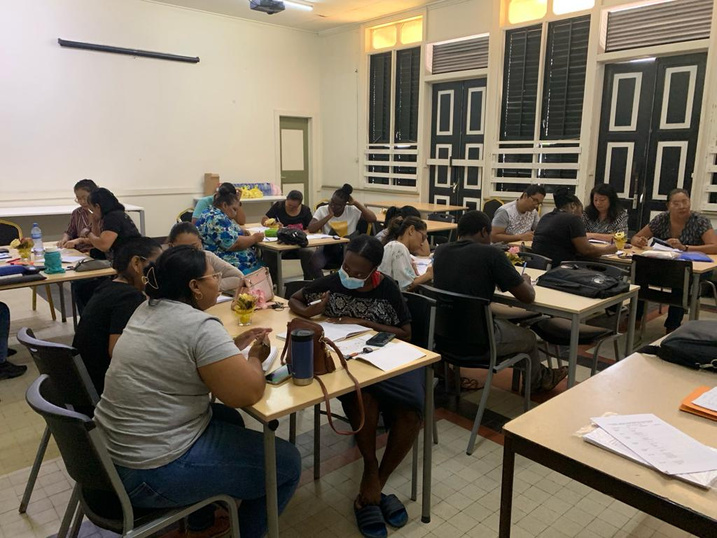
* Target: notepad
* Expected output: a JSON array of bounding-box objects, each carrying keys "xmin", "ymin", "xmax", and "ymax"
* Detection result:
[
  {"xmin": 680, "ymin": 386, "xmax": 717, "ymax": 422},
  {"xmin": 412, "ymin": 256, "xmax": 433, "ymax": 276},
  {"xmin": 278, "ymin": 321, "xmax": 370, "ymax": 342},
  {"xmin": 355, "ymin": 341, "xmax": 425, "ymax": 372}
]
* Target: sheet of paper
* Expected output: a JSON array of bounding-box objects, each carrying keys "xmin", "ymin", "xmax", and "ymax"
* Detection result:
[
  {"xmin": 356, "ymin": 341, "xmax": 425, "ymax": 371},
  {"xmin": 246, "ymin": 226, "xmax": 269, "ymax": 234},
  {"xmin": 589, "ymin": 239, "xmax": 610, "ymax": 245},
  {"xmin": 306, "ymin": 234, "xmax": 334, "ymax": 240},
  {"xmin": 335, "ymin": 334, "xmax": 373, "ymax": 357},
  {"xmin": 61, "ymin": 255, "xmax": 88, "ymax": 263},
  {"xmin": 262, "ymin": 237, "xmax": 279, "ymax": 242},
  {"xmin": 592, "ymin": 414, "xmax": 717, "ymax": 475},
  {"xmin": 583, "ymin": 428, "xmax": 717, "ymax": 489},
  {"xmin": 215, "ymin": 294, "xmax": 233, "ymax": 304},
  {"xmin": 412, "ymin": 256, "xmax": 432, "ymax": 277},
  {"xmin": 277, "ymin": 322, "xmax": 370, "ymax": 342},
  {"xmin": 240, "ymin": 344, "xmax": 278, "ymax": 372},
  {"xmin": 693, "ymin": 387, "xmax": 717, "ymax": 413}
]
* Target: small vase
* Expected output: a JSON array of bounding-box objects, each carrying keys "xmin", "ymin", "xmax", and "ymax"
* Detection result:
[
  {"xmin": 233, "ymin": 307, "xmax": 255, "ymax": 326},
  {"xmin": 18, "ymin": 248, "xmax": 32, "ymax": 262}
]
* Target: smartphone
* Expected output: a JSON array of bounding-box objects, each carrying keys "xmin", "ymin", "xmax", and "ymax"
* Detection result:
[
  {"xmin": 366, "ymin": 332, "xmax": 395, "ymax": 347},
  {"xmin": 265, "ymin": 364, "xmax": 292, "ymax": 385}
]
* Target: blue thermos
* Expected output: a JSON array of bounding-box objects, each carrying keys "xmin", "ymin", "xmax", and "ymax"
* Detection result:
[{"xmin": 290, "ymin": 329, "xmax": 314, "ymax": 386}]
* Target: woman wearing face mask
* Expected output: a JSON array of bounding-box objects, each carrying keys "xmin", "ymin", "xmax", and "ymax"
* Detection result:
[
  {"xmin": 377, "ymin": 216, "xmax": 433, "ymax": 291},
  {"xmin": 72, "ymin": 237, "xmax": 162, "ymax": 395},
  {"xmin": 582, "ymin": 183, "xmax": 628, "ymax": 242},
  {"xmin": 57, "ymin": 178, "xmax": 98, "ymax": 252},
  {"xmin": 167, "ymin": 222, "xmax": 244, "ymax": 292},
  {"xmin": 289, "ymin": 236, "xmax": 419, "ymax": 537},
  {"xmin": 195, "ymin": 190, "xmax": 265, "ymax": 274}
]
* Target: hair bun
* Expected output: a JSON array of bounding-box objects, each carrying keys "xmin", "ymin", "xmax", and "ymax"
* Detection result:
[{"xmin": 341, "ymin": 183, "xmax": 353, "ymax": 195}]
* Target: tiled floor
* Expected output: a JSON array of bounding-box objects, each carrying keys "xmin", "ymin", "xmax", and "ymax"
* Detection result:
[{"xmin": 0, "ymin": 276, "xmax": 710, "ymax": 538}]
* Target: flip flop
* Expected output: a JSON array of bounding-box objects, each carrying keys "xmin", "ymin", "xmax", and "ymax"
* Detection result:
[
  {"xmin": 354, "ymin": 503, "xmax": 387, "ymax": 538},
  {"xmin": 460, "ymin": 376, "xmax": 482, "ymax": 391},
  {"xmin": 380, "ymin": 493, "xmax": 408, "ymax": 528}
]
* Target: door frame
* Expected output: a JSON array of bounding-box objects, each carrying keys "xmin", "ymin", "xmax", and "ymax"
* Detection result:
[{"xmin": 274, "ymin": 110, "xmax": 318, "ymax": 207}]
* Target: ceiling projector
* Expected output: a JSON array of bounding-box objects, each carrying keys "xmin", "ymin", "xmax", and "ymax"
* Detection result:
[{"xmin": 250, "ymin": 0, "xmax": 285, "ymax": 14}]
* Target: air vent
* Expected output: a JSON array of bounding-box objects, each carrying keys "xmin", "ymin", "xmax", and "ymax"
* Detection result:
[{"xmin": 431, "ymin": 35, "xmax": 489, "ymax": 75}]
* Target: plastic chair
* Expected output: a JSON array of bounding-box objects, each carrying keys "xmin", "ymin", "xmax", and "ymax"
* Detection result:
[
  {"xmin": 16, "ymin": 328, "xmax": 99, "ymax": 537},
  {"xmin": 531, "ymin": 261, "xmax": 630, "ymax": 375},
  {"xmin": 176, "ymin": 208, "xmax": 193, "ymax": 223},
  {"xmin": 482, "ymin": 198, "xmax": 504, "ymax": 220},
  {"xmin": 517, "ymin": 251, "xmax": 552, "ymax": 271},
  {"xmin": 419, "ymin": 285, "xmax": 532, "ymax": 455},
  {"xmin": 0, "ymin": 220, "xmax": 57, "ymax": 321},
  {"xmin": 25, "ymin": 375, "xmax": 240, "ymax": 538}
]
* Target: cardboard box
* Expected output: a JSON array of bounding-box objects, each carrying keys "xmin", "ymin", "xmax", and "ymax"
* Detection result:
[{"xmin": 203, "ymin": 173, "xmax": 220, "ymax": 195}]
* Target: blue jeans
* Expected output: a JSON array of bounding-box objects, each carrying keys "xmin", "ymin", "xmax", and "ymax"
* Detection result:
[
  {"xmin": 0, "ymin": 302, "xmax": 9, "ymax": 363},
  {"xmin": 116, "ymin": 404, "xmax": 301, "ymax": 538}
]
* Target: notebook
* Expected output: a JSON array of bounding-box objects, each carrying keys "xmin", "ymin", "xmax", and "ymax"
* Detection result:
[
  {"xmin": 680, "ymin": 386, "xmax": 717, "ymax": 422},
  {"xmin": 277, "ymin": 321, "xmax": 370, "ymax": 342},
  {"xmin": 240, "ymin": 344, "xmax": 279, "ymax": 372}
]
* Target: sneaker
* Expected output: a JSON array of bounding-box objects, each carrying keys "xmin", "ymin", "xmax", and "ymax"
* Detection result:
[
  {"xmin": 0, "ymin": 360, "xmax": 27, "ymax": 380},
  {"xmin": 530, "ymin": 366, "xmax": 568, "ymax": 394}
]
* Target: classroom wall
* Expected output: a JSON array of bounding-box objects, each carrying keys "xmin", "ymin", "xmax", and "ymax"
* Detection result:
[{"xmin": 0, "ymin": 0, "xmax": 322, "ymax": 238}]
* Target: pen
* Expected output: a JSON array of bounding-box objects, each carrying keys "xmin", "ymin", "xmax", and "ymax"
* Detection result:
[
  {"xmin": 308, "ymin": 299, "xmax": 322, "ymax": 306},
  {"xmin": 521, "ymin": 262, "xmax": 527, "ymax": 275}
]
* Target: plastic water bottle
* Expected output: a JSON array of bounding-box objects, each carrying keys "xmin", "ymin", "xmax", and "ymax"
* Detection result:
[{"xmin": 31, "ymin": 223, "xmax": 44, "ymax": 257}]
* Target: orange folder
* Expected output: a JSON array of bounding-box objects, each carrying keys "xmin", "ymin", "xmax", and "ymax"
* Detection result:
[{"xmin": 680, "ymin": 386, "xmax": 717, "ymax": 422}]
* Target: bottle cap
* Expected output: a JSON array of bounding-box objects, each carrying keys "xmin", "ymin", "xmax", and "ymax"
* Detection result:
[{"xmin": 291, "ymin": 329, "xmax": 313, "ymax": 342}]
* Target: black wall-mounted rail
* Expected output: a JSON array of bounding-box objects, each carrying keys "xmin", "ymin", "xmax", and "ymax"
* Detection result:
[{"xmin": 58, "ymin": 38, "xmax": 200, "ymax": 64}]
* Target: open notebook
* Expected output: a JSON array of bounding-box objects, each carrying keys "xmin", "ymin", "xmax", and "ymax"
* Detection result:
[
  {"xmin": 240, "ymin": 344, "xmax": 279, "ymax": 373},
  {"xmin": 277, "ymin": 321, "xmax": 370, "ymax": 342}
]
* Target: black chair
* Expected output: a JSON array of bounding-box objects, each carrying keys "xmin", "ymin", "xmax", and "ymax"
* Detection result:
[
  {"xmin": 517, "ymin": 251, "xmax": 552, "ymax": 271},
  {"xmin": 482, "ymin": 198, "xmax": 504, "ymax": 220},
  {"xmin": 283, "ymin": 279, "xmax": 312, "ymax": 300},
  {"xmin": 631, "ymin": 255, "xmax": 692, "ymax": 340},
  {"xmin": 26, "ymin": 375, "xmax": 240, "ymax": 538},
  {"xmin": 419, "ymin": 285, "xmax": 531, "ymax": 455},
  {"xmin": 491, "ymin": 252, "xmax": 551, "ymax": 325},
  {"xmin": 531, "ymin": 261, "xmax": 630, "ymax": 376},
  {"xmin": 427, "ymin": 212, "xmax": 456, "ymax": 246},
  {"xmin": 16, "ymin": 328, "xmax": 99, "ymax": 537},
  {"xmin": 176, "ymin": 208, "xmax": 193, "ymax": 223}
]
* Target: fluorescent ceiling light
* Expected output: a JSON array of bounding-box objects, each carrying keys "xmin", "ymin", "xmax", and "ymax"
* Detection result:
[{"xmin": 284, "ymin": 0, "xmax": 313, "ymax": 10}]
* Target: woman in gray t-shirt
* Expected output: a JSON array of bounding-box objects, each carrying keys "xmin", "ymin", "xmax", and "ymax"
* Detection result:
[{"xmin": 94, "ymin": 245, "xmax": 300, "ymax": 538}]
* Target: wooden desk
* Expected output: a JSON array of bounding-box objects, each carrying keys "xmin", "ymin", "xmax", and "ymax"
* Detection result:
[
  {"xmin": 368, "ymin": 201, "xmax": 467, "ymax": 213},
  {"xmin": 374, "ymin": 215, "xmax": 458, "ymax": 233},
  {"xmin": 493, "ymin": 268, "xmax": 639, "ymax": 388},
  {"xmin": 0, "ymin": 204, "xmax": 146, "ymax": 235},
  {"xmin": 208, "ymin": 303, "xmax": 441, "ymax": 537},
  {"xmin": 498, "ymin": 352, "xmax": 717, "ymax": 537}
]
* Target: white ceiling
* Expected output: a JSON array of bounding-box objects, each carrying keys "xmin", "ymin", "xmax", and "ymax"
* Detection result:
[{"xmin": 150, "ymin": 0, "xmax": 434, "ymax": 32}]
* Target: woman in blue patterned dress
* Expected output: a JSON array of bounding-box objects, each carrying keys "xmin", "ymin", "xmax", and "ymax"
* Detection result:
[{"xmin": 195, "ymin": 190, "xmax": 265, "ymax": 274}]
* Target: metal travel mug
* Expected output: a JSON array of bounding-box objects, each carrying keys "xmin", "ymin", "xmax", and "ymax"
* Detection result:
[{"xmin": 290, "ymin": 329, "xmax": 314, "ymax": 386}]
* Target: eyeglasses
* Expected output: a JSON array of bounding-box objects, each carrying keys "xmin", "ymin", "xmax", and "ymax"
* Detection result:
[
  {"xmin": 197, "ymin": 272, "xmax": 222, "ymax": 283},
  {"xmin": 74, "ymin": 197, "xmax": 89, "ymax": 204}
]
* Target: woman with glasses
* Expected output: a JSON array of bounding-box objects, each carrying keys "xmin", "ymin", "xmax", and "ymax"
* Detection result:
[
  {"xmin": 377, "ymin": 216, "xmax": 433, "ymax": 291},
  {"xmin": 72, "ymin": 237, "xmax": 162, "ymax": 394},
  {"xmin": 582, "ymin": 183, "xmax": 628, "ymax": 242},
  {"xmin": 94, "ymin": 245, "xmax": 300, "ymax": 538},
  {"xmin": 490, "ymin": 184, "xmax": 546, "ymax": 243},
  {"xmin": 57, "ymin": 179, "xmax": 98, "ymax": 252}
]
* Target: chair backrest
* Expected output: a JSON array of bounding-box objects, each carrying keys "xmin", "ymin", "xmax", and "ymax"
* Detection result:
[
  {"xmin": 517, "ymin": 251, "xmax": 552, "ymax": 271},
  {"xmin": 176, "ymin": 208, "xmax": 193, "ymax": 223},
  {"xmin": 0, "ymin": 219, "xmax": 22, "ymax": 245},
  {"xmin": 26, "ymin": 375, "xmax": 135, "ymax": 533},
  {"xmin": 631, "ymin": 255, "xmax": 692, "ymax": 309},
  {"xmin": 419, "ymin": 285, "xmax": 494, "ymax": 362},
  {"xmin": 315, "ymin": 199, "xmax": 329, "ymax": 210},
  {"xmin": 482, "ymin": 198, "xmax": 504, "ymax": 220},
  {"xmin": 283, "ymin": 279, "xmax": 312, "ymax": 300},
  {"xmin": 17, "ymin": 328, "xmax": 99, "ymax": 413},
  {"xmin": 560, "ymin": 260, "xmax": 628, "ymax": 281},
  {"xmin": 427, "ymin": 212, "xmax": 455, "ymax": 223},
  {"xmin": 402, "ymin": 291, "xmax": 437, "ymax": 351}
]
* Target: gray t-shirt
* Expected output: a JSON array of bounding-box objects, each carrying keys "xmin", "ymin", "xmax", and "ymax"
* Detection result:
[
  {"xmin": 94, "ymin": 300, "xmax": 240, "ymax": 469},
  {"xmin": 491, "ymin": 200, "xmax": 539, "ymax": 235}
]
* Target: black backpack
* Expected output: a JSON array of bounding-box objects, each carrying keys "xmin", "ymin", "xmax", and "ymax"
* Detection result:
[
  {"xmin": 277, "ymin": 227, "xmax": 309, "ymax": 248},
  {"xmin": 536, "ymin": 265, "xmax": 629, "ymax": 299},
  {"xmin": 640, "ymin": 321, "xmax": 717, "ymax": 371}
]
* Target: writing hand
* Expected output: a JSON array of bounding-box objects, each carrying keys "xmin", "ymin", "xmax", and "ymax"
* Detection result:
[
  {"xmin": 234, "ymin": 327, "xmax": 272, "ymax": 350},
  {"xmin": 305, "ymin": 291, "xmax": 330, "ymax": 317}
]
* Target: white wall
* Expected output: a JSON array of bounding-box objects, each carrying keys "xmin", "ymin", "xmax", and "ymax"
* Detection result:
[
  {"xmin": 426, "ymin": 0, "xmax": 493, "ymax": 42},
  {"xmin": 0, "ymin": 0, "xmax": 322, "ymax": 238}
]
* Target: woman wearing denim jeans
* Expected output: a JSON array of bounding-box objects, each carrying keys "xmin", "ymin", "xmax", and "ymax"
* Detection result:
[
  {"xmin": 94, "ymin": 246, "xmax": 301, "ymax": 537},
  {"xmin": 0, "ymin": 302, "xmax": 27, "ymax": 379}
]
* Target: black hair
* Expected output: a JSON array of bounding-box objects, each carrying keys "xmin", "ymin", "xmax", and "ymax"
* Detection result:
[
  {"xmin": 332, "ymin": 183, "xmax": 354, "ymax": 204},
  {"xmin": 457, "ymin": 211, "xmax": 492, "ymax": 238},
  {"xmin": 217, "ymin": 183, "xmax": 237, "ymax": 195},
  {"xmin": 112, "ymin": 237, "xmax": 162, "ymax": 276},
  {"xmin": 667, "ymin": 188, "xmax": 690, "ymax": 203},
  {"xmin": 553, "ymin": 187, "xmax": 582, "ymax": 210},
  {"xmin": 585, "ymin": 183, "xmax": 621, "ymax": 222},
  {"xmin": 287, "ymin": 190, "xmax": 303, "ymax": 203},
  {"xmin": 346, "ymin": 235, "xmax": 384, "ymax": 267},
  {"xmin": 213, "ymin": 190, "xmax": 239, "ymax": 208},
  {"xmin": 167, "ymin": 222, "xmax": 200, "ymax": 244},
  {"xmin": 74, "ymin": 179, "xmax": 98, "ymax": 193},
  {"xmin": 144, "ymin": 245, "xmax": 208, "ymax": 305},
  {"xmin": 399, "ymin": 205, "xmax": 421, "ymax": 219},
  {"xmin": 524, "ymin": 184, "xmax": 546, "ymax": 197},
  {"xmin": 89, "ymin": 187, "xmax": 124, "ymax": 216},
  {"xmin": 383, "ymin": 216, "xmax": 426, "ymax": 244}
]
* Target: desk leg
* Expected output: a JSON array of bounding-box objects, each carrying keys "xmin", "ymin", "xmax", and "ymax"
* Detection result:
[
  {"xmin": 289, "ymin": 413, "xmax": 297, "ymax": 444},
  {"xmin": 57, "ymin": 283, "xmax": 67, "ymax": 323},
  {"xmin": 689, "ymin": 275, "xmax": 701, "ymax": 320},
  {"xmin": 421, "ymin": 367, "xmax": 434, "ymax": 523},
  {"xmin": 625, "ymin": 295, "xmax": 638, "ymax": 356},
  {"xmin": 499, "ymin": 436, "xmax": 515, "ymax": 538},
  {"xmin": 314, "ymin": 404, "xmax": 321, "ymax": 480},
  {"xmin": 275, "ymin": 251, "xmax": 284, "ymax": 298},
  {"xmin": 263, "ymin": 420, "xmax": 280, "ymax": 538},
  {"xmin": 567, "ymin": 315, "xmax": 580, "ymax": 388}
]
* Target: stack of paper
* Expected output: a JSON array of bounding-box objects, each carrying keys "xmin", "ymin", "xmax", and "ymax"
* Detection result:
[
  {"xmin": 680, "ymin": 386, "xmax": 717, "ymax": 422},
  {"xmin": 583, "ymin": 414, "xmax": 717, "ymax": 489}
]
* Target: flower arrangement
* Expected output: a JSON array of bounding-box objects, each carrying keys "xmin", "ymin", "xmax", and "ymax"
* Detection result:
[
  {"xmin": 233, "ymin": 293, "xmax": 258, "ymax": 325},
  {"xmin": 10, "ymin": 238, "xmax": 33, "ymax": 250},
  {"xmin": 506, "ymin": 245, "xmax": 522, "ymax": 265}
]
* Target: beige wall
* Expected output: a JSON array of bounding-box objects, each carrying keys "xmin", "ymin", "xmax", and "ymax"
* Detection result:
[{"xmin": 0, "ymin": 0, "xmax": 322, "ymax": 238}]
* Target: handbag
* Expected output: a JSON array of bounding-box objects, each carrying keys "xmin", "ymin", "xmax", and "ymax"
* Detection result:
[
  {"xmin": 280, "ymin": 318, "xmax": 365, "ymax": 435},
  {"xmin": 639, "ymin": 321, "xmax": 717, "ymax": 372},
  {"xmin": 277, "ymin": 227, "xmax": 309, "ymax": 248},
  {"xmin": 74, "ymin": 259, "xmax": 111, "ymax": 272},
  {"xmin": 536, "ymin": 265, "xmax": 629, "ymax": 299},
  {"xmin": 238, "ymin": 266, "xmax": 274, "ymax": 305}
]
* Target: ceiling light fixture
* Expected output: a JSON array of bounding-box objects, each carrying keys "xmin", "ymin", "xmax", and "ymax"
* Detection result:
[{"xmin": 284, "ymin": 0, "xmax": 313, "ymax": 10}]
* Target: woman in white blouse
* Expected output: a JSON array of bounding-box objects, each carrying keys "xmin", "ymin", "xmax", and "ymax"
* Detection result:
[{"xmin": 378, "ymin": 216, "xmax": 434, "ymax": 291}]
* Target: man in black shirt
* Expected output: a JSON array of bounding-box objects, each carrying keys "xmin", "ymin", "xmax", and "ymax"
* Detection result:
[{"xmin": 433, "ymin": 211, "xmax": 567, "ymax": 393}]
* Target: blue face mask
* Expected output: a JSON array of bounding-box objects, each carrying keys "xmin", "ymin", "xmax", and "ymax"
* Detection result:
[{"xmin": 339, "ymin": 267, "xmax": 368, "ymax": 290}]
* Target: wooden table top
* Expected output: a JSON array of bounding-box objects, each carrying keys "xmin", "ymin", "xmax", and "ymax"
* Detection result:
[
  {"xmin": 243, "ymin": 223, "xmax": 351, "ymax": 251},
  {"xmin": 374, "ymin": 215, "xmax": 457, "ymax": 233},
  {"xmin": 368, "ymin": 201, "xmax": 467, "ymax": 212},
  {"xmin": 504, "ymin": 351, "xmax": 717, "ymax": 523},
  {"xmin": 207, "ymin": 302, "xmax": 440, "ymax": 422}
]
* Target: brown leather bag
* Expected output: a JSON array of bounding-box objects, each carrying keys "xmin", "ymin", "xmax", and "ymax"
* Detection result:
[{"xmin": 280, "ymin": 318, "xmax": 365, "ymax": 435}]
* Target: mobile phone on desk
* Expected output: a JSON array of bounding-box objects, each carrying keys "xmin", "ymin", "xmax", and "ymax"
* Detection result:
[
  {"xmin": 366, "ymin": 332, "xmax": 395, "ymax": 347},
  {"xmin": 265, "ymin": 364, "xmax": 292, "ymax": 385}
]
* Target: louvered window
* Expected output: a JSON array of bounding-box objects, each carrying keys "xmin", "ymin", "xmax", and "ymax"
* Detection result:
[
  {"xmin": 605, "ymin": 0, "xmax": 712, "ymax": 53},
  {"xmin": 431, "ymin": 35, "xmax": 489, "ymax": 75},
  {"xmin": 541, "ymin": 15, "xmax": 590, "ymax": 139},
  {"xmin": 369, "ymin": 52, "xmax": 392, "ymax": 144},
  {"xmin": 395, "ymin": 48, "xmax": 420, "ymax": 142},
  {"xmin": 501, "ymin": 25, "xmax": 542, "ymax": 141}
]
